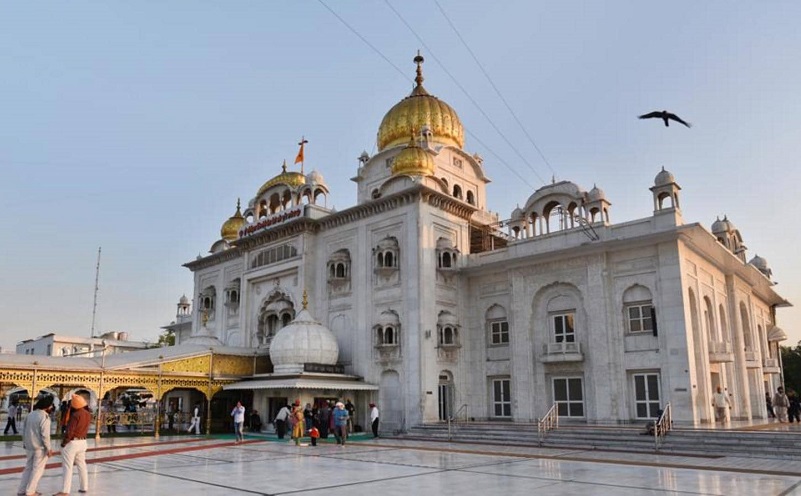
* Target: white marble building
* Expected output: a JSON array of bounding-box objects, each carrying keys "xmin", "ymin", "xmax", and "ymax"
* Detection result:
[{"xmin": 183, "ymin": 54, "xmax": 788, "ymax": 429}]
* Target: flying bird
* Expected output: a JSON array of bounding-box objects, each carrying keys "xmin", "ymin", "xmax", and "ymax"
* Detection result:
[{"xmin": 638, "ymin": 110, "xmax": 691, "ymax": 128}]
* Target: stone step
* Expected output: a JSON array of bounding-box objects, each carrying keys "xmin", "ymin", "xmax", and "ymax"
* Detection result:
[{"xmin": 403, "ymin": 423, "xmax": 801, "ymax": 460}]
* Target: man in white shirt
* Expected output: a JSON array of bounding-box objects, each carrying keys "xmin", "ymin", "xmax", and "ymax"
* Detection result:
[
  {"xmin": 187, "ymin": 404, "xmax": 201, "ymax": 434},
  {"xmin": 5, "ymin": 402, "xmax": 19, "ymax": 435},
  {"xmin": 712, "ymin": 386, "xmax": 732, "ymax": 423},
  {"xmin": 231, "ymin": 401, "xmax": 246, "ymax": 444},
  {"xmin": 274, "ymin": 404, "xmax": 290, "ymax": 439},
  {"xmin": 369, "ymin": 403, "xmax": 380, "ymax": 438},
  {"xmin": 17, "ymin": 395, "xmax": 55, "ymax": 496}
]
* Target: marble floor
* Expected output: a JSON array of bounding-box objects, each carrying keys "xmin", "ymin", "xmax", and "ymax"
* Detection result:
[{"xmin": 1, "ymin": 434, "xmax": 799, "ymax": 496}]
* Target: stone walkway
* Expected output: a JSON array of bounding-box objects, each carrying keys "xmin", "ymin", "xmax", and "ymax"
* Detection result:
[{"xmin": 0, "ymin": 434, "xmax": 799, "ymax": 495}]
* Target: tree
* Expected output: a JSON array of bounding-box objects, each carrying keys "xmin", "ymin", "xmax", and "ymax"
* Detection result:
[
  {"xmin": 157, "ymin": 329, "xmax": 175, "ymax": 347},
  {"xmin": 781, "ymin": 341, "xmax": 801, "ymax": 394}
]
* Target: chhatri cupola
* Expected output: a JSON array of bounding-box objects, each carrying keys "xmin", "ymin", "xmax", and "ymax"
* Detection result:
[
  {"xmin": 269, "ymin": 292, "xmax": 340, "ymax": 374},
  {"xmin": 220, "ymin": 199, "xmax": 246, "ymax": 242},
  {"xmin": 377, "ymin": 52, "xmax": 464, "ymax": 152},
  {"xmin": 391, "ymin": 136, "xmax": 435, "ymax": 177}
]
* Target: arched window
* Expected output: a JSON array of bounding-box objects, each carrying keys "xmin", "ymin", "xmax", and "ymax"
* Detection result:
[
  {"xmin": 486, "ymin": 304, "xmax": 509, "ymax": 345},
  {"xmin": 718, "ymin": 304, "xmax": 729, "ymax": 342},
  {"xmin": 703, "ymin": 296, "xmax": 717, "ymax": 340},
  {"xmin": 466, "ymin": 190, "xmax": 475, "ymax": 205},
  {"xmin": 374, "ymin": 237, "xmax": 399, "ymax": 270},
  {"xmin": 437, "ymin": 311, "xmax": 460, "ymax": 347},
  {"xmin": 453, "ymin": 185, "xmax": 462, "ymax": 199},
  {"xmin": 436, "ymin": 238, "xmax": 459, "ymax": 270},
  {"xmin": 740, "ymin": 302, "xmax": 752, "ymax": 349},
  {"xmin": 622, "ymin": 285, "xmax": 655, "ymax": 335},
  {"xmin": 256, "ymin": 293, "xmax": 295, "ymax": 345},
  {"xmin": 374, "ymin": 311, "xmax": 400, "ymax": 347},
  {"xmin": 547, "ymin": 294, "xmax": 576, "ymax": 343}
]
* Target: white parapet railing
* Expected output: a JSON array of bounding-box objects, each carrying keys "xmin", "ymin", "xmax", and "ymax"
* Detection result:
[
  {"xmin": 654, "ymin": 403, "xmax": 672, "ymax": 450},
  {"xmin": 537, "ymin": 403, "xmax": 559, "ymax": 445},
  {"xmin": 447, "ymin": 404, "xmax": 469, "ymax": 441}
]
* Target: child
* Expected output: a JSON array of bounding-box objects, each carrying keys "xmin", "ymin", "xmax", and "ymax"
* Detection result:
[{"xmin": 309, "ymin": 426, "xmax": 320, "ymax": 446}]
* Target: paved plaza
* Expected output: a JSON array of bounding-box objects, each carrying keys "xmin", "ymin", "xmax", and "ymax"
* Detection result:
[{"xmin": 1, "ymin": 433, "xmax": 799, "ymax": 495}]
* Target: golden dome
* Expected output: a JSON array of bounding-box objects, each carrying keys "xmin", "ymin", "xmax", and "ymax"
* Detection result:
[
  {"xmin": 377, "ymin": 53, "xmax": 464, "ymax": 152},
  {"xmin": 220, "ymin": 199, "xmax": 246, "ymax": 242},
  {"xmin": 391, "ymin": 139, "xmax": 435, "ymax": 177},
  {"xmin": 256, "ymin": 161, "xmax": 307, "ymax": 198}
]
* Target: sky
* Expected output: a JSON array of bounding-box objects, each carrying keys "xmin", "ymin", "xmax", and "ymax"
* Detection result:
[{"xmin": 2, "ymin": 1, "xmax": 801, "ymax": 350}]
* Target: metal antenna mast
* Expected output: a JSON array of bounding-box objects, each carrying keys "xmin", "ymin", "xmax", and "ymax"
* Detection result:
[{"xmin": 90, "ymin": 247, "xmax": 102, "ymax": 338}]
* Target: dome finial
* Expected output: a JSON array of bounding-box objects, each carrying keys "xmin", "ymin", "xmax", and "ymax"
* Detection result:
[
  {"xmin": 236, "ymin": 197, "xmax": 241, "ymax": 213},
  {"xmin": 414, "ymin": 50, "xmax": 425, "ymax": 88},
  {"xmin": 282, "ymin": 160, "xmax": 287, "ymax": 173},
  {"xmin": 302, "ymin": 289, "xmax": 308, "ymax": 310}
]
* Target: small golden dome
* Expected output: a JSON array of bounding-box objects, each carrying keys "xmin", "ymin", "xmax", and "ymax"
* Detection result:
[
  {"xmin": 256, "ymin": 161, "xmax": 307, "ymax": 198},
  {"xmin": 377, "ymin": 53, "xmax": 464, "ymax": 152},
  {"xmin": 220, "ymin": 199, "xmax": 246, "ymax": 242},
  {"xmin": 391, "ymin": 139, "xmax": 435, "ymax": 177}
]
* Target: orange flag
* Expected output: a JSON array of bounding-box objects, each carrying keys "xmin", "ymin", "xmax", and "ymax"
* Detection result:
[{"xmin": 294, "ymin": 137, "xmax": 308, "ymax": 165}]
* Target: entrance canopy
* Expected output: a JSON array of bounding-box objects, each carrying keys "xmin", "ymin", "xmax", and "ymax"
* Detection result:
[{"xmin": 223, "ymin": 374, "xmax": 378, "ymax": 391}]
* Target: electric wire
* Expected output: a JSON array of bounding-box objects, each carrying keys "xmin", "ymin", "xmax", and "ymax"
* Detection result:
[
  {"xmin": 317, "ymin": 0, "xmax": 410, "ymax": 83},
  {"xmin": 383, "ymin": 0, "xmax": 547, "ymax": 186},
  {"xmin": 434, "ymin": 0, "xmax": 557, "ymax": 177},
  {"xmin": 318, "ymin": 0, "xmax": 535, "ymax": 190}
]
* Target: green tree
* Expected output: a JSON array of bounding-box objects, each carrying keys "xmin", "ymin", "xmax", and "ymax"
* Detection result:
[
  {"xmin": 781, "ymin": 341, "xmax": 801, "ymax": 394},
  {"xmin": 157, "ymin": 329, "xmax": 175, "ymax": 347}
]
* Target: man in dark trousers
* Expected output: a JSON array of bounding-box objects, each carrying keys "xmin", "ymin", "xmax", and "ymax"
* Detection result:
[{"xmin": 4, "ymin": 401, "xmax": 19, "ymax": 435}]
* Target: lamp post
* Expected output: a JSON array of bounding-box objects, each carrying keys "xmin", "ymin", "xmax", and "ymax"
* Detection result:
[
  {"xmin": 94, "ymin": 341, "xmax": 107, "ymax": 441},
  {"xmin": 154, "ymin": 355, "xmax": 163, "ymax": 439}
]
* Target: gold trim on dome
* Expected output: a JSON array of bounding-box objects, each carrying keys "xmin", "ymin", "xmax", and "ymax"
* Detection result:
[
  {"xmin": 220, "ymin": 198, "xmax": 246, "ymax": 242},
  {"xmin": 256, "ymin": 161, "xmax": 307, "ymax": 198},
  {"xmin": 377, "ymin": 53, "xmax": 464, "ymax": 152}
]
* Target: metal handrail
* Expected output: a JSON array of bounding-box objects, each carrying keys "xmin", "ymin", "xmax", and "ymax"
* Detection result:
[
  {"xmin": 447, "ymin": 404, "xmax": 469, "ymax": 441},
  {"xmin": 537, "ymin": 403, "xmax": 558, "ymax": 444},
  {"xmin": 654, "ymin": 403, "xmax": 672, "ymax": 450}
]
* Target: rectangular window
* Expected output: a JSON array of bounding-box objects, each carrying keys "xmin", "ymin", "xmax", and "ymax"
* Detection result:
[
  {"xmin": 553, "ymin": 378, "xmax": 584, "ymax": 417},
  {"xmin": 490, "ymin": 321, "xmax": 509, "ymax": 345},
  {"xmin": 491, "ymin": 378, "xmax": 511, "ymax": 418},
  {"xmin": 552, "ymin": 313, "xmax": 575, "ymax": 343},
  {"xmin": 633, "ymin": 373, "xmax": 661, "ymax": 419},
  {"xmin": 627, "ymin": 304, "xmax": 653, "ymax": 333}
]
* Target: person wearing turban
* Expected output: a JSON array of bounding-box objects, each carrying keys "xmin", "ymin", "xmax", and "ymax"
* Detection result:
[{"xmin": 54, "ymin": 393, "xmax": 91, "ymax": 496}]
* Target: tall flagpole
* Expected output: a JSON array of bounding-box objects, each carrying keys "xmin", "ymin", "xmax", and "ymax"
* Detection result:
[{"xmin": 90, "ymin": 247, "xmax": 102, "ymax": 338}]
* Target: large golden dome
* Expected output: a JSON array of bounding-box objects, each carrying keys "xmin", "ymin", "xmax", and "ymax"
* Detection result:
[
  {"xmin": 377, "ymin": 53, "xmax": 464, "ymax": 152},
  {"xmin": 220, "ymin": 199, "xmax": 246, "ymax": 242},
  {"xmin": 391, "ymin": 139, "xmax": 435, "ymax": 177},
  {"xmin": 256, "ymin": 161, "xmax": 306, "ymax": 198}
]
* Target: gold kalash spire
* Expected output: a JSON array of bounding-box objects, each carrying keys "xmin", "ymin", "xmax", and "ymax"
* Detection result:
[{"xmin": 377, "ymin": 51, "xmax": 464, "ymax": 152}]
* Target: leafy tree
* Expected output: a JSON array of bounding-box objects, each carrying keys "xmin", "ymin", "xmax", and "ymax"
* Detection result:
[
  {"xmin": 157, "ymin": 329, "xmax": 175, "ymax": 347},
  {"xmin": 781, "ymin": 341, "xmax": 801, "ymax": 394}
]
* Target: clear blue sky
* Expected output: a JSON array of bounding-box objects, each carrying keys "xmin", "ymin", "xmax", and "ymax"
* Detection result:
[{"xmin": 2, "ymin": 1, "xmax": 800, "ymax": 349}]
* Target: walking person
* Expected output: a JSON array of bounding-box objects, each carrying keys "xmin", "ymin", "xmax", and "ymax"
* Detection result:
[
  {"xmin": 788, "ymin": 391, "xmax": 801, "ymax": 424},
  {"xmin": 333, "ymin": 401, "xmax": 349, "ymax": 446},
  {"xmin": 231, "ymin": 401, "xmax": 245, "ymax": 444},
  {"xmin": 187, "ymin": 403, "xmax": 201, "ymax": 434},
  {"xmin": 54, "ymin": 394, "xmax": 91, "ymax": 496},
  {"xmin": 274, "ymin": 403, "xmax": 290, "ymax": 439},
  {"xmin": 712, "ymin": 386, "xmax": 732, "ymax": 423},
  {"xmin": 766, "ymin": 392, "xmax": 775, "ymax": 419},
  {"xmin": 5, "ymin": 401, "xmax": 19, "ymax": 435},
  {"xmin": 369, "ymin": 402, "xmax": 380, "ymax": 438},
  {"xmin": 318, "ymin": 402, "xmax": 330, "ymax": 439},
  {"xmin": 17, "ymin": 395, "xmax": 55, "ymax": 496},
  {"xmin": 773, "ymin": 387, "xmax": 790, "ymax": 423}
]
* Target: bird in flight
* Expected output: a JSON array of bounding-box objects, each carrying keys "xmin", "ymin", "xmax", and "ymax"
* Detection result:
[{"xmin": 638, "ymin": 110, "xmax": 691, "ymax": 128}]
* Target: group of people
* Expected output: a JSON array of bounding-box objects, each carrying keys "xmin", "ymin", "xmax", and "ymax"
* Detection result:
[
  {"xmin": 766, "ymin": 387, "xmax": 801, "ymax": 423},
  {"xmin": 17, "ymin": 393, "xmax": 91, "ymax": 496},
  {"xmin": 273, "ymin": 399, "xmax": 379, "ymax": 446},
  {"xmin": 713, "ymin": 385, "xmax": 801, "ymax": 424}
]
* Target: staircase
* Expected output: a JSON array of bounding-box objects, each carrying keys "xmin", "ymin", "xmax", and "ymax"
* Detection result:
[{"xmin": 401, "ymin": 422, "xmax": 801, "ymax": 460}]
